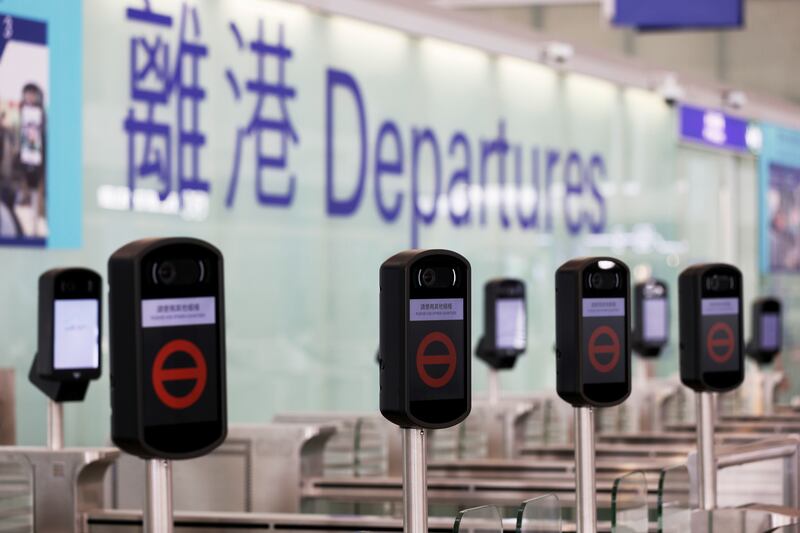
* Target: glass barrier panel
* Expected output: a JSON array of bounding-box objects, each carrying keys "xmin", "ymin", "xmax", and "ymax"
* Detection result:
[
  {"xmin": 718, "ymin": 457, "xmax": 785, "ymax": 508},
  {"xmin": 657, "ymin": 465, "xmax": 692, "ymax": 533},
  {"xmin": 523, "ymin": 399, "xmax": 570, "ymax": 448},
  {"xmin": 769, "ymin": 526, "xmax": 800, "ymax": 533},
  {"xmin": 322, "ymin": 419, "xmax": 358, "ymax": 477},
  {"xmin": 516, "ymin": 493, "xmax": 561, "ymax": 533},
  {"xmin": 454, "ymin": 504, "xmax": 504, "ymax": 533},
  {"xmin": 458, "ymin": 410, "xmax": 490, "ymax": 459},
  {"xmin": 353, "ymin": 417, "xmax": 388, "ymax": 477},
  {"xmin": 688, "ymin": 509, "xmax": 774, "ymax": 533},
  {"xmin": 0, "ymin": 455, "xmax": 33, "ymax": 531},
  {"xmin": 430, "ymin": 426, "xmax": 460, "ymax": 461},
  {"xmin": 612, "ymin": 470, "xmax": 648, "ymax": 533}
]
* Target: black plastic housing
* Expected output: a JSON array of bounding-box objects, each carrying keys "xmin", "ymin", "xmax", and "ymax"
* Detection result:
[
  {"xmin": 379, "ymin": 249, "xmax": 471, "ymax": 429},
  {"xmin": 555, "ymin": 257, "xmax": 631, "ymax": 407},
  {"xmin": 632, "ymin": 279, "xmax": 670, "ymax": 358},
  {"xmin": 108, "ymin": 237, "xmax": 227, "ymax": 459},
  {"xmin": 476, "ymin": 278, "xmax": 526, "ymax": 370},
  {"xmin": 29, "ymin": 268, "xmax": 102, "ymax": 402},
  {"xmin": 679, "ymin": 263, "xmax": 744, "ymax": 392},
  {"xmin": 746, "ymin": 297, "xmax": 782, "ymax": 366}
]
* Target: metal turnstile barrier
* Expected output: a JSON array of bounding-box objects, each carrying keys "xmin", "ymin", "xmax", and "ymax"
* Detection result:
[
  {"xmin": 0, "ymin": 446, "xmax": 118, "ymax": 533},
  {"xmin": 107, "ymin": 423, "xmax": 335, "ymax": 514},
  {"xmin": 687, "ymin": 436, "xmax": 800, "ymax": 510},
  {"xmin": 273, "ymin": 413, "xmax": 391, "ymax": 477}
]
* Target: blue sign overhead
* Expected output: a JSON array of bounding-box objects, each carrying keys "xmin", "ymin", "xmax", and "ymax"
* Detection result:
[
  {"xmin": 611, "ymin": 0, "xmax": 743, "ymax": 30},
  {"xmin": 678, "ymin": 105, "xmax": 750, "ymax": 153}
]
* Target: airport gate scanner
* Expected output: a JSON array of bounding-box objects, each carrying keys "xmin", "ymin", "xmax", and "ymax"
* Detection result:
[{"xmin": 4, "ymin": 0, "xmax": 800, "ymax": 531}]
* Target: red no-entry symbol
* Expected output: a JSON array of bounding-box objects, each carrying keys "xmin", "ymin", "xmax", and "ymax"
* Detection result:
[
  {"xmin": 416, "ymin": 331, "xmax": 457, "ymax": 388},
  {"xmin": 152, "ymin": 339, "xmax": 207, "ymax": 409},
  {"xmin": 706, "ymin": 322, "xmax": 734, "ymax": 363},
  {"xmin": 588, "ymin": 326, "xmax": 620, "ymax": 374}
]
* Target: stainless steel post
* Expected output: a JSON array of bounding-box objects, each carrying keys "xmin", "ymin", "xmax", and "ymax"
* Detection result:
[
  {"xmin": 752, "ymin": 366, "xmax": 766, "ymax": 416},
  {"xmin": 145, "ymin": 458, "xmax": 173, "ymax": 533},
  {"xmin": 696, "ymin": 391, "xmax": 717, "ymax": 510},
  {"xmin": 487, "ymin": 368, "xmax": 500, "ymax": 405},
  {"xmin": 764, "ymin": 371, "xmax": 780, "ymax": 415},
  {"xmin": 574, "ymin": 407, "xmax": 596, "ymax": 533},
  {"xmin": 764, "ymin": 379, "xmax": 775, "ymax": 415},
  {"xmin": 47, "ymin": 400, "xmax": 64, "ymax": 450},
  {"xmin": 402, "ymin": 428, "xmax": 427, "ymax": 533}
]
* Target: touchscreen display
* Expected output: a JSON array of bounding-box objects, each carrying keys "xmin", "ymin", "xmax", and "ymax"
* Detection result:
[
  {"xmin": 496, "ymin": 298, "xmax": 526, "ymax": 350},
  {"xmin": 643, "ymin": 298, "xmax": 668, "ymax": 342},
  {"xmin": 141, "ymin": 296, "xmax": 219, "ymax": 426},
  {"xmin": 760, "ymin": 312, "xmax": 780, "ymax": 351},
  {"xmin": 408, "ymin": 298, "xmax": 465, "ymax": 402},
  {"xmin": 582, "ymin": 297, "xmax": 626, "ymax": 385},
  {"xmin": 53, "ymin": 299, "xmax": 100, "ymax": 370},
  {"xmin": 700, "ymin": 297, "xmax": 739, "ymax": 372}
]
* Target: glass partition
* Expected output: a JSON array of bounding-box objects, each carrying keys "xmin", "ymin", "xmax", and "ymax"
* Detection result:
[
  {"xmin": 611, "ymin": 470, "xmax": 648, "ymax": 533},
  {"xmin": 516, "ymin": 494, "xmax": 561, "ymax": 533},
  {"xmin": 657, "ymin": 465, "xmax": 692, "ymax": 533},
  {"xmin": 454, "ymin": 504, "xmax": 504, "ymax": 533}
]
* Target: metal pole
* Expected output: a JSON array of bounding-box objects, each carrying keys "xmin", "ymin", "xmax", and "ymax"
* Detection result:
[
  {"xmin": 696, "ymin": 392, "xmax": 717, "ymax": 510},
  {"xmin": 574, "ymin": 407, "xmax": 597, "ymax": 533},
  {"xmin": 644, "ymin": 359, "xmax": 657, "ymax": 382},
  {"xmin": 402, "ymin": 428, "xmax": 427, "ymax": 533},
  {"xmin": 47, "ymin": 400, "xmax": 63, "ymax": 451},
  {"xmin": 145, "ymin": 459, "xmax": 173, "ymax": 533},
  {"xmin": 752, "ymin": 365, "xmax": 765, "ymax": 416},
  {"xmin": 487, "ymin": 368, "xmax": 500, "ymax": 406},
  {"xmin": 764, "ymin": 371, "xmax": 778, "ymax": 416}
]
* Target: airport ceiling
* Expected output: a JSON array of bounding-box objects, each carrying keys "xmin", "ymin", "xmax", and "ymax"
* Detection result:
[{"xmin": 419, "ymin": 0, "xmax": 800, "ymax": 105}]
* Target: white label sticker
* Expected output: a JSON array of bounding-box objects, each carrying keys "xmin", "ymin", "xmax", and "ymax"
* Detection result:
[
  {"xmin": 701, "ymin": 298, "xmax": 739, "ymax": 316},
  {"xmin": 410, "ymin": 298, "xmax": 464, "ymax": 321},
  {"xmin": 582, "ymin": 298, "xmax": 625, "ymax": 317},
  {"xmin": 54, "ymin": 299, "xmax": 100, "ymax": 370},
  {"xmin": 142, "ymin": 297, "xmax": 216, "ymax": 328}
]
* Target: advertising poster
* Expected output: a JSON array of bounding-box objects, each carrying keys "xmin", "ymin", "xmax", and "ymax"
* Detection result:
[
  {"xmin": 759, "ymin": 124, "xmax": 800, "ymax": 273},
  {"xmin": 0, "ymin": 14, "xmax": 48, "ymax": 244},
  {"xmin": 0, "ymin": 0, "xmax": 82, "ymax": 249}
]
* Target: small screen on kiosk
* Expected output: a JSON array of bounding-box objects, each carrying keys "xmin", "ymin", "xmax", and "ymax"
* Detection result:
[
  {"xmin": 761, "ymin": 313, "xmax": 780, "ymax": 351},
  {"xmin": 53, "ymin": 299, "xmax": 100, "ymax": 370},
  {"xmin": 495, "ymin": 298, "xmax": 525, "ymax": 350},
  {"xmin": 643, "ymin": 298, "xmax": 667, "ymax": 342},
  {"xmin": 141, "ymin": 296, "xmax": 219, "ymax": 427}
]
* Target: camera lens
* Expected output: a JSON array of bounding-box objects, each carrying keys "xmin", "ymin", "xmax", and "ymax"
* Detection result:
[
  {"xmin": 589, "ymin": 271, "xmax": 619, "ymax": 290},
  {"xmin": 421, "ymin": 268, "xmax": 437, "ymax": 287},
  {"xmin": 706, "ymin": 275, "xmax": 733, "ymax": 292},
  {"xmin": 157, "ymin": 261, "xmax": 177, "ymax": 285}
]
